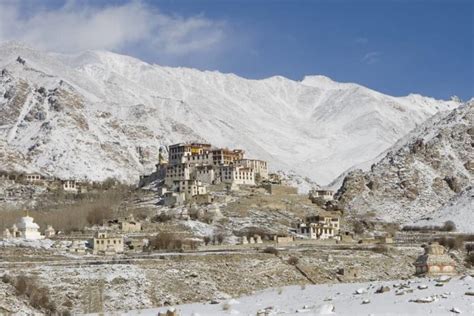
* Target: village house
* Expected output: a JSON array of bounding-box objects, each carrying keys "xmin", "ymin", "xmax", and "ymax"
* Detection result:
[
  {"xmin": 24, "ymin": 173, "xmax": 44, "ymax": 183},
  {"xmin": 414, "ymin": 242, "xmax": 456, "ymax": 276},
  {"xmin": 44, "ymin": 225, "xmax": 56, "ymax": 238},
  {"xmin": 62, "ymin": 180, "xmax": 78, "ymax": 193},
  {"xmin": 273, "ymin": 235, "xmax": 295, "ymax": 244},
  {"xmin": 92, "ymin": 231, "xmax": 124, "ymax": 255},
  {"xmin": 309, "ymin": 189, "xmax": 335, "ymax": 202},
  {"xmin": 296, "ymin": 212, "xmax": 340, "ymax": 240},
  {"xmin": 69, "ymin": 240, "xmax": 87, "ymax": 254},
  {"xmin": 107, "ymin": 214, "xmax": 142, "ymax": 233}
]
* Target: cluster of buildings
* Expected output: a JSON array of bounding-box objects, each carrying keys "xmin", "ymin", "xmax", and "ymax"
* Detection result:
[
  {"xmin": 1, "ymin": 212, "xmax": 142, "ymax": 256},
  {"xmin": 156, "ymin": 143, "xmax": 269, "ymax": 206},
  {"xmin": 0, "ymin": 170, "xmax": 88, "ymax": 194}
]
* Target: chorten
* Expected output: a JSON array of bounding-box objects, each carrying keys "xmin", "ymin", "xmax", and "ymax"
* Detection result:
[
  {"xmin": 15, "ymin": 212, "xmax": 43, "ymax": 240},
  {"xmin": 414, "ymin": 242, "xmax": 456, "ymax": 276}
]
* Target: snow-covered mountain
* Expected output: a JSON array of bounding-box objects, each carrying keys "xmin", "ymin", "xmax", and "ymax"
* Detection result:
[
  {"xmin": 336, "ymin": 102, "xmax": 473, "ymax": 228},
  {"xmin": 0, "ymin": 41, "xmax": 460, "ymax": 184}
]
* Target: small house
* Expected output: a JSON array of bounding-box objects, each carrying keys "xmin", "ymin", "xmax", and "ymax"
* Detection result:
[{"xmin": 92, "ymin": 231, "xmax": 124, "ymax": 255}]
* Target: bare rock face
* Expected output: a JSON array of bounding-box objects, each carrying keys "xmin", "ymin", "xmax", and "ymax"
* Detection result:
[{"xmin": 336, "ymin": 102, "xmax": 474, "ymax": 225}]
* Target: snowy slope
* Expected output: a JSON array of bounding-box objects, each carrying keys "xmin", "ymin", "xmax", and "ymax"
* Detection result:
[
  {"xmin": 0, "ymin": 41, "xmax": 460, "ymax": 184},
  {"xmin": 123, "ymin": 277, "xmax": 474, "ymax": 316},
  {"xmin": 414, "ymin": 186, "xmax": 474, "ymax": 233},
  {"xmin": 336, "ymin": 102, "xmax": 473, "ymax": 227}
]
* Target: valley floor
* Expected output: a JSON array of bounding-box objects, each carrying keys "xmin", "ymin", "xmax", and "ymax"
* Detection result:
[{"xmin": 125, "ymin": 276, "xmax": 474, "ymax": 316}]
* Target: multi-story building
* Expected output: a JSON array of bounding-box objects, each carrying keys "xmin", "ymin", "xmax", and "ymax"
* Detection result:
[
  {"xmin": 237, "ymin": 159, "xmax": 269, "ymax": 180},
  {"xmin": 175, "ymin": 179, "xmax": 207, "ymax": 199},
  {"xmin": 296, "ymin": 212, "xmax": 340, "ymax": 240},
  {"xmin": 220, "ymin": 165, "xmax": 255, "ymax": 186},
  {"xmin": 212, "ymin": 148, "xmax": 244, "ymax": 165},
  {"xmin": 92, "ymin": 231, "xmax": 124, "ymax": 255},
  {"xmin": 168, "ymin": 143, "xmax": 212, "ymax": 165},
  {"xmin": 165, "ymin": 163, "xmax": 191, "ymax": 187}
]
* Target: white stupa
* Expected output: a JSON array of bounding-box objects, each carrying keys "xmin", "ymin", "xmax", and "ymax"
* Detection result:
[{"xmin": 15, "ymin": 213, "xmax": 43, "ymax": 240}]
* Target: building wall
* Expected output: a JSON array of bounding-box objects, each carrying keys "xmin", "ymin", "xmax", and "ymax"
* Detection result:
[
  {"xmin": 193, "ymin": 167, "xmax": 215, "ymax": 184},
  {"xmin": 238, "ymin": 159, "xmax": 269, "ymax": 180},
  {"xmin": 263, "ymin": 184, "xmax": 298, "ymax": 195},
  {"xmin": 93, "ymin": 234, "xmax": 124, "ymax": 254},
  {"xmin": 220, "ymin": 166, "xmax": 255, "ymax": 185},
  {"xmin": 165, "ymin": 164, "xmax": 191, "ymax": 186}
]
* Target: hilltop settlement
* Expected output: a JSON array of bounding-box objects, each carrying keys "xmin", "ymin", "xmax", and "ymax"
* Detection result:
[{"xmin": 0, "ymin": 137, "xmax": 473, "ymax": 315}]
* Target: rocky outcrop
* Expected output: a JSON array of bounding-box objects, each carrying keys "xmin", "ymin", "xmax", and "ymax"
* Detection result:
[{"xmin": 336, "ymin": 102, "xmax": 473, "ymax": 225}]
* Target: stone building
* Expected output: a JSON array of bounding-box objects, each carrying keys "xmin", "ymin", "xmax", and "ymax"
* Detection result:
[
  {"xmin": 263, "ymin": 184, "xmax": 298, "ymax": 195},
  {"xmin": 92, "ymin": 231, "xmax": 124, "ymax": 255},
  {"xmin": 296, "ymin": 212, "xmax": 340, "ymax": 240},
  {"xmin": 309, "ymin": 189, "xmax": 334, "ymax": 202},
  {"xmin": 62, "ymin": 180, "xmax": 78, "ymax": 193},
  {"xmin": 212, "ymin": 148, "xmax": 244, "ymax": 165},
  {"xmin": 237, "ymin": 159, "xmax": 269, "ymax": 180},
  {"xmin": 220, "ymin": 165, "xmax": 255, "ymax": 186},
  {"xmin": 107, "ymin": 214, "xmax": 142, "ymax": 233},
  {"xmin": 44, "ymin": 225, "xmax": 56, "ymax": 238},
  {"xmin": 24, "ymin": 173, "xmax": 43, "ymax": 183},
  {"xmin": 414, "ymin": 242, "xmax": 456, "ymax": 276}
]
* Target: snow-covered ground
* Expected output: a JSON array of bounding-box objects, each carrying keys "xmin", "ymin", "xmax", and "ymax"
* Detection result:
[
  {"xmin": 118, "ymin": 276, "xmax": 474, "ymax": 316},
  {"xmin": 413, "ymin": 186, "xmax": 474, "ymax": 233}
]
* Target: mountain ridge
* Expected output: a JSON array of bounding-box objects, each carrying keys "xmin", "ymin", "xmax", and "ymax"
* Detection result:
[{"xmin": 0, "ymin": 41, "xmax": 461, "ymax": 185}]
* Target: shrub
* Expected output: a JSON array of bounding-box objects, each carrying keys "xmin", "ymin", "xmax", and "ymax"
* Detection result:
[
  {"xmin": 10, "ymin": 275, "xmax": 56, "ymax": 313},
  {"xmin": 371, "ymin": 244, "xmax": 388, "ymax": 253},
  {"xmin": 465, "ymin": 243, "xmax": 474, "ymax": 254},
  {"xmin": 203, "ymin": 236, "xmax": 211, "ymax": 245},
  {"xmin": 403, "ymin": 220, "xmax": 457, "ymax": 232},
  {"xmin": 215, "ymin": 233, "xmax": 225, "ymax": 245},
  {"xmin": 86, "ymin": 206, "xmax": 113, "ymax": 226},
  {"xmin": 287, "ymin": 256, "xmax": 299, "ymax": 265},
  {"xmin": 149, "ymin": 232, "xmax": 183, "ymax": 251},
  {"xmin": 353, "ymin": 221, "xmax": 364, "ymax": 235},
  {"xmin": 151, "ymin": 213, "xmax": 173, "ymax": 223},
  {"xmin": 15, "ymin": 275, "xmax": 28, "ymax": 295},
  {"xmin": 436, "ymin": 236, "xmax": 464, "ymax": 250},
  {"xmin": 1, "ymin": 274, "xmax": 11, "ymax": 283},
  {"xmin": 465, "ymin": 253, "xmax": 474, "ymax": 267},
  {"xmin": 442, "ymin": 221, "xmax": 456, "ymax": 232},
  {"xmin": 263, "ymin": 247, "xmax": 279, "ymax": 256}
]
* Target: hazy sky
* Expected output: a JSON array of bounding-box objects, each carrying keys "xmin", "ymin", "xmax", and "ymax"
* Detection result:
[{"xmin": 0, "ymin": 0, "xmax": 472, "ymax": 100}]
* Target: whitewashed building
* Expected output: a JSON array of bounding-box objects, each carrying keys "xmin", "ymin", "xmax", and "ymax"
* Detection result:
[{"xmin": 296, "ymin": 213, "xmax": 340, "ymax": 240}]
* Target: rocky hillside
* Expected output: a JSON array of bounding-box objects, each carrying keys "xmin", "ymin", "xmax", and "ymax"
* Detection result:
[
  {"xmin": 0, "ymin": 41, "xmax": 459, "ymax": 184},
  {"xmin": 336, "ymin": 102, "xmax": 473, "ymax": 228}
]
